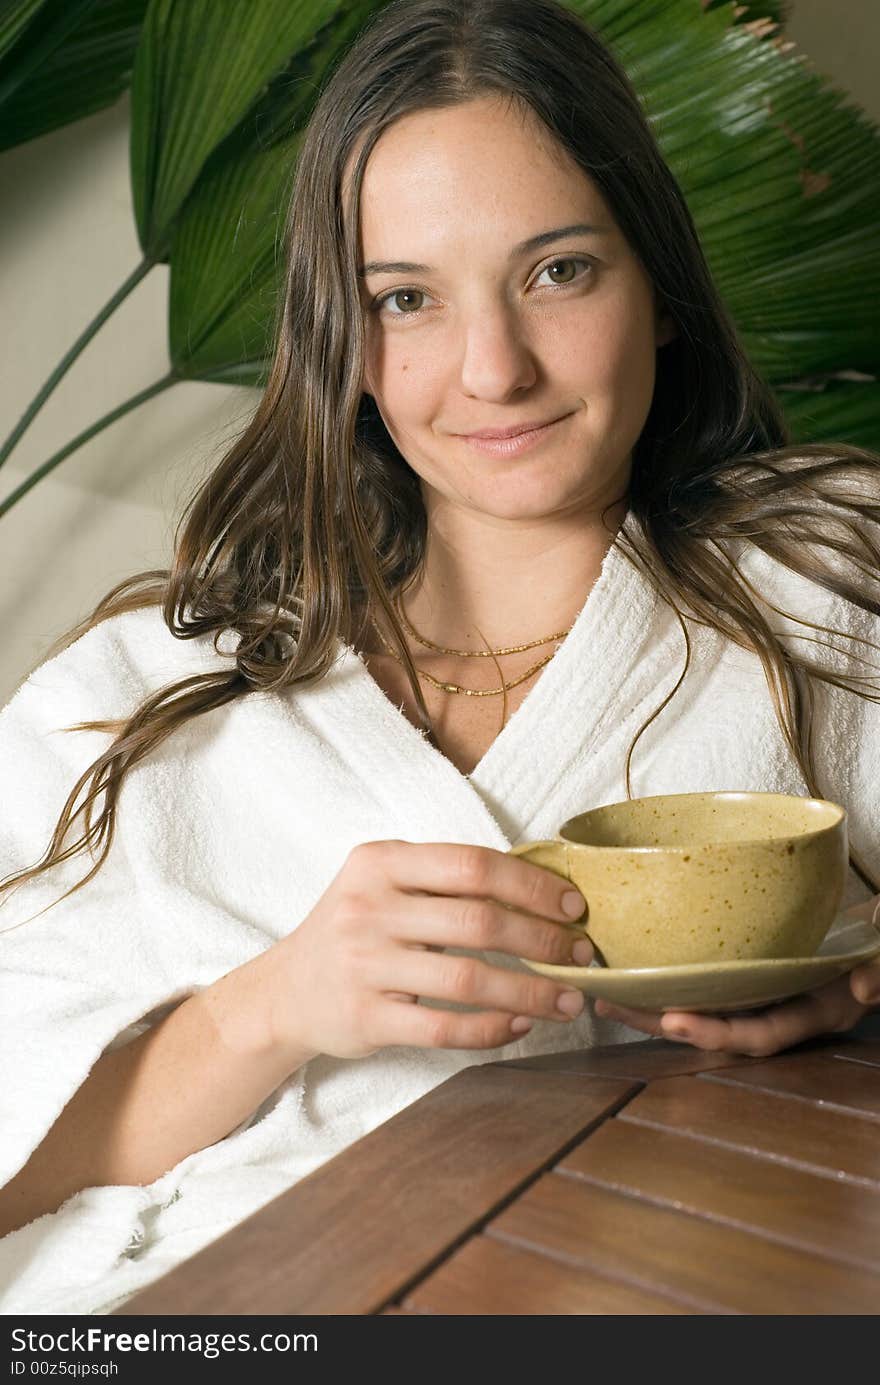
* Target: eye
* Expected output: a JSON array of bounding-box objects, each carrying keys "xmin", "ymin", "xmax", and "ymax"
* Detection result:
[
  {"xmin": 532, "ymin": 256, "xmax": 593, "ymax": 290},
  {"xmin": 371, "ymin": 287, "xmax": 432, "ymax": 318},
  {"xmin": 369, "ymin": 255, "xmax": 593, "ymax": 321}
]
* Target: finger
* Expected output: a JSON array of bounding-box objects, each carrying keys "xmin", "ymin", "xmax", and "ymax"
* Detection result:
[
  {"xmin": 596, "ymin": 1000, "xmax": 760, "ymax": 1052},
  {"xmin": 659, "ymin": 977, "xmax": 865, "ymax": 1056},
  {"xmin": 385, "ymin": 894, "xmax": 592, "ymax": 967},
  {"xmin": 850, "ymin": 958, "xmax": 880, "ymax": 1007},
  {"xmin": 370, "ymin": 995, "xmax": 545, "ymax": 1051},
  {"xmin": 593, "ymin": 999, "xmax": 666, "ymax": 1037},
  {"xmin": 380, "ymin": 948, "xmax": 586, "ymax": 1025},
  {"xmin": 352, "ymin": 840, "xmax": 586, "ymax": 924}
]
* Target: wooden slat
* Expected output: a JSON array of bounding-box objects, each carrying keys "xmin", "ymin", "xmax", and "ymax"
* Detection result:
[
  {"xmin": 494, "ymin": 1036, "xmax": 756, "ymax": 1080},
  {"xmin": 701, "ymin": 1052, "xmax": 880, "ymax": 1118},
  {"xmin": 401, "ymin": 1230, "xmax": 695, "ymax": 1315},
  {"xmin": 619, "ymin": 1076, "xmax": 880, "ymax": 1182},
  {"xmin": 487, "ymin": 1174, "xmax": 880, "ymax": 1314},
  {"xmin": 497, "ymin": 1016, "xmax": 880, "ymax": 1081},
  {"xmin": 118, "ymin": 1066, "xmax": 637, "ymax": 1316},
  {"xmin": 820, "ymin": 1038, "xmax": 880, "ymax": 1069},
  {"xmin": 559, "ymin": 1119, "xmax": 880, "ymax": 1270}
]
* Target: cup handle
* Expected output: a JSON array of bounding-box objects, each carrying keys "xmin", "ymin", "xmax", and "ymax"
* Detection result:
[
  {"xmin": 509, "ymin": 840, "xmax": 597, "ymax": 957},
  {"xmin": 509, "ymin": 839, "xmax": 571, "ymax": 881},
  {"xmin": 508, "ymin": 840, "xmax": 581, "ymax": 928}
]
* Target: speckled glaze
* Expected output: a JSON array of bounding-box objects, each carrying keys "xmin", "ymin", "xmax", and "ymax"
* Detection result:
[
  {"xmin": 521, "ymin": 918, "xmax": 880, "ymax": 1011},
  {"xmin": 511, "ymin": 791, "xmax": 848, "ymax": 969}
]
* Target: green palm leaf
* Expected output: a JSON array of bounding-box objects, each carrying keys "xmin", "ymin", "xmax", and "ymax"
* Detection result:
[
  {"xmin": 578, "ymin": 0, "xmax": 879, "ymax": 430},
  {"xmin": 0, "ymin": 0, "xmax": 93, "ymax": 98},
  {"xmin": 169, "ymin": 133, "xmax": 299, "ymax": 384},
  {"xmin": 130, "ymin": 0, "xmax": 351, "ymax": 260},
  {"xmin": 167, "ymin": 0, "xmax": 380, "ymax": 383},
  {"xmin": 780, "ymin": 379, "xmax": 880, "ymax": 452},
  {"xmin": 704, "ymin": 1, "xmax": 790, "ymax": 27},
  {"xmin": 0, "ymin": 0, "xmax": 48, "ymax": 64},
  {"xmin": 0, "ymin": 0, "xmax": 379, "ymax": 476},
  {"xmin": 0, "ymin": 0, "xmax": 96, "ymax": 106},
  {"xmin": 0, "ymin": 0, "xmax": 147, "ymax": 153}
]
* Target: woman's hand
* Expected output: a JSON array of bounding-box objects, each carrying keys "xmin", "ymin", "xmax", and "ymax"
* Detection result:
[
  {"xmin": 593, "ymin": 895, "xmax": 880, "ymax": 1058},
  {"xmin": 594, "ymin": 969, "xmax": 875, "ymax": 1057},
  {"xmin": 263, "ymin": 840, "xmax": 591, "ymax": 1062}
]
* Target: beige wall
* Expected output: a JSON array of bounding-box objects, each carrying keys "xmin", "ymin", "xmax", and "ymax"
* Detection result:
[
  {"xmin": 0, "ymin": 91, "xmax": 256, "ymax": 705},
  {"xmin": 786, "ymin": 0, "xmax": 880, "ymax": 122},
  {"xmin": 0, "ymin": 0, "xmax": 877, "ymax": 704}
]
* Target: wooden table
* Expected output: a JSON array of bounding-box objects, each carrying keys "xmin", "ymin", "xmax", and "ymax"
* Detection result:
[{"xmin": 119, "ymin": 1013, "xmax": 880, "ymax": 1316}]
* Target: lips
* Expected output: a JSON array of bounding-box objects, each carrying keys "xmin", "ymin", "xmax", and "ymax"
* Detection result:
[
  {"xmin": 461, "ymin": 416, "xmax": 565, "ymax": 440},
  {"xmin": 456, "ymin": 413, "xmax": 570, "ymax": 457}
]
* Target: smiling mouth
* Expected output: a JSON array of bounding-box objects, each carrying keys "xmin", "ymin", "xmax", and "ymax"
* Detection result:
[
  {"xmin": 456, "ymin": 413, "xmax": 572, "ymax": 455},
  {"xmin": 460, "ymin": 414, "xmax": 570, "ymax": 441}
]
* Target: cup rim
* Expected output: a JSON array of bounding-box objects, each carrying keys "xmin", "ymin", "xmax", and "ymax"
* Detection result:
[{"xmin": 559, "ymin": 790, "xmax": 846, "ymax": 853}]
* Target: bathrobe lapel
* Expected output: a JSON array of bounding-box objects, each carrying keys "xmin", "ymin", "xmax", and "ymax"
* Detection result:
[{"xmin": 332, "ymin": 527, "xmax": 675, "ymax": 845}]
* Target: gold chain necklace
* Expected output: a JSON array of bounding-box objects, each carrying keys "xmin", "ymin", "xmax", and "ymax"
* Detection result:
[
  {"xmin": 373, "ymin": 597, "xmax": 573, "ymax": 732},
  {"xmin": 376, "ymin": 625, "xmax": 560, "ymax": 695},
  {"xmin": 395, "ymin": 600, "xmax": 572, "ymax": 658}
]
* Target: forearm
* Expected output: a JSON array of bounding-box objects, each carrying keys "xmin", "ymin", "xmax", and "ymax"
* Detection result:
[{"xmin": 0, "ymin": 949, "xmax": 317, "ymax": 1238}]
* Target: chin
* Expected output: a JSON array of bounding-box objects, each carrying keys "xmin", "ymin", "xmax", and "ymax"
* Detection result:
[{"xmin": 461, "ymin": 486, "xmax": 592, "ymax": 525}]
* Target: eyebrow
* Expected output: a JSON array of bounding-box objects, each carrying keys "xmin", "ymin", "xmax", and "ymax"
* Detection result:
[{"xmin": 357, "ymin": 223, "xmax": 609, "ymax": 277}]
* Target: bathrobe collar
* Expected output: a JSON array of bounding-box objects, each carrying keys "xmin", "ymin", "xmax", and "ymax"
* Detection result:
[{"xmin": 331, "ymin": 521, "xmax": 666, "ymax": 845}]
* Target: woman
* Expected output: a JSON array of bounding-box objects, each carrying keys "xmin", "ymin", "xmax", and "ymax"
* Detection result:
[{"xmin": 1, "ymin": 0, "xmax": 878, "ymax": 1314}]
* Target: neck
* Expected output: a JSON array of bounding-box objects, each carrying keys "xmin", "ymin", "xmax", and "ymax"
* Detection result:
[{"xmin": 394, "ymin": 497, "xmax": 627, "ymax": 650}]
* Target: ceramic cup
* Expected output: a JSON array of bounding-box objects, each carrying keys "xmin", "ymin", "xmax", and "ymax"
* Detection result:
[{"xmin": 510, "ymin": 791, "xmax": 848, "ymax": 969}]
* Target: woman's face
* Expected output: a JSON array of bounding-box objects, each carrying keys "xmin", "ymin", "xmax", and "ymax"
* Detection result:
[{"xmin": 356, "ymin": 95, "xmax": 675, "ymax": 525}]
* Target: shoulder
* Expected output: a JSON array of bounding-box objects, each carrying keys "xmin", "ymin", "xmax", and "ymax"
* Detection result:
[
  {"xmin": 1, "ymin": 606, "xmax": 240, "ymax": 730},
  {"xmin": 728, "ymin": 541, "xmax": 880, "ymax": 696},
  {"xmin": 734, "ymin": 540, "xmax": 876, "ymax": 636}
]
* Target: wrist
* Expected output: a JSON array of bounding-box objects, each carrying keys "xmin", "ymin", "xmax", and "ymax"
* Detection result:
[{"xmin": 202, "ymin": 949, "xmax": 320, "ymax": 1075}]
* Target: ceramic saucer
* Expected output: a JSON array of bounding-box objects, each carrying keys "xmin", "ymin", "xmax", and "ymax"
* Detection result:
[{"xmin": 521, "ymin": 916, "xmax": 880, "ymax": 1013}]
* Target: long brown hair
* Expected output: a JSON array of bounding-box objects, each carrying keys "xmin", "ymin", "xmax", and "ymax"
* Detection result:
[{"xmin": 3, "ymin": 0, "xmax": 880, "ymax": 922}]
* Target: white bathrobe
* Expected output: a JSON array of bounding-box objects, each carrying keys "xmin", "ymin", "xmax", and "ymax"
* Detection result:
[{"xmin": 1, "ymin": 523, "xmax": 878, "ymax": 1315}]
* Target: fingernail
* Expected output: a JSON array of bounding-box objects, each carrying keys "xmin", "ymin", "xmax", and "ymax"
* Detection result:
[
  {"xmin": 510, "ymin": 1016, "xmax": 533, "ymax": 1035},
  {"xmin": 557, "ymin": 989, "xmax": 585, "ymax": 1017},
  {"xmin": 571, "ymin": 939, "xmax": 593, "ymax": 966},
  {"xmin": 562, "ymin": 891, "xmax": 586, "ymax": 919}
]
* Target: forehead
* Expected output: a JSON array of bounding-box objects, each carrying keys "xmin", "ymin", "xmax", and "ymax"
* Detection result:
[{"xmin": 353, "ymin": 96, "xmax": 610, "ymax": 249}]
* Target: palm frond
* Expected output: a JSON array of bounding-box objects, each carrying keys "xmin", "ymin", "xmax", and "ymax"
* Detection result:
[
  {"xmin": 578, "ymin": 0, "xmax": 879, "ymax": 396},
  {"xmin": 779, "ymin": 378, "xmax": 880, "ymax": 453},
  {"xmin": 167, "ymin": 1, "xmax": 382, "ymax": 383},
  {"xmin": 0, "ymin": 0, "xmax": 48, "ymax": 64},
  {"xmin": 704, "ymin": 1, "xmax": 791, "ymax": 30},
  {"xmin": 130, "ymin": 0, "xmax": 352, "ymax": 259},
  {"xmin": 0, "ymin": 0, "xmax": 147, "ymax": 153}
]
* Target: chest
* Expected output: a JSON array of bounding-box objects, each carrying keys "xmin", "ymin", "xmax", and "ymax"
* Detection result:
[
  {"xmin": 130, "ymin": 632, "xmax": 827, "ymax": 945},
  {"xmin": 358, "ymin": 651, "xmax": 535, "ymax": 777}
]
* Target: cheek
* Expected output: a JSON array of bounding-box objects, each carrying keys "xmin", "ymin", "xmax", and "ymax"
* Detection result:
[
  {"xmin": 367, "ymin": 333, "xmax": 443, "ymax": 417},
  {"xmin": 568, "ymin": 302, "xmax": 657, "ymax": 426}
]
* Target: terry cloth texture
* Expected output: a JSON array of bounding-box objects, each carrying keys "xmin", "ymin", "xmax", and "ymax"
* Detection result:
[{"xmin": 1, "ymin": 520, "xmax": 877, "ymax": 1313}]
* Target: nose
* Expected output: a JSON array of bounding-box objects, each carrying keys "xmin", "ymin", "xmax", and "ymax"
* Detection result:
[{"xmin": 458, "ymin": 301, "xmax": 538, "ymax": 401}]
